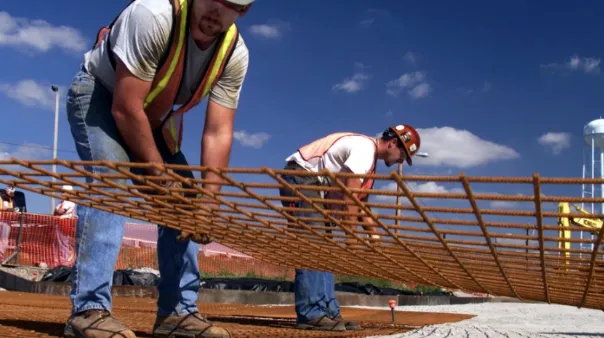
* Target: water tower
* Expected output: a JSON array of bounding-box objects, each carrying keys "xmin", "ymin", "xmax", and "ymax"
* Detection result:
[{"xmin": 582, "ymin": 118, "xmax": 604, "ymax": 250}]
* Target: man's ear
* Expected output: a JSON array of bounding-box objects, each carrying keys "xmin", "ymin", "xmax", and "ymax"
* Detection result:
[{"xmin": 387, "ymin": 139, "xmax": 396, "ymax": 149}]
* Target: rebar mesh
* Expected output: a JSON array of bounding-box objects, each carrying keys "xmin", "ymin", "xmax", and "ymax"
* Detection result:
[{"xmin": 1, "ymin": 158, "xmax": 604, "ymax": 310}]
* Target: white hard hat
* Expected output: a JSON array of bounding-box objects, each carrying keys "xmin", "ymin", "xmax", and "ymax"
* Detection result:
[
  {"xmin": 62, "ymin": 185, "xmax": 73, "ymax": 191},
  {"xmin": 5, "ymin": 186, "xmax": 15, "ymax": 195}
]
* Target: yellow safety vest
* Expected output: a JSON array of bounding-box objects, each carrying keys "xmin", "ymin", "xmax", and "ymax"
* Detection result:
[{"xmin": 95, "ymin": 0, "xmax": 239, "ymax": 155}]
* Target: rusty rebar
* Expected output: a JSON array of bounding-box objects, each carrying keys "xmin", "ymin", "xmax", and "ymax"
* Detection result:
[{"xmin": 1, "ymin": 158, "xmax": 604, "ymax": 308}]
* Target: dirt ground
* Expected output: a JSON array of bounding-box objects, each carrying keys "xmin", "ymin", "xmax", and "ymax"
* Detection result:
[{"xmin": 0, "ymin": 291, "xmax": 474, "ymax": 337}]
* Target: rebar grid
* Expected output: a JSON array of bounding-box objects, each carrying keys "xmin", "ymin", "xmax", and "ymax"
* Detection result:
[{"xmin": 2, "ymin": 159, "xmax": 604, "ymax": 309}]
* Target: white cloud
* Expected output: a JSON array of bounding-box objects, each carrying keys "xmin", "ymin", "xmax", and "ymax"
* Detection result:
[
  {"xmin": 408, "ymin": 83, "xmax": 432, "ymax": 99},
  {"xmin": 249, "ymin": 20, "xmax": 290, "ymax": 39},
  {"xmin": 541, "ymin": 54, "xmax": 600, "ymax": 74},
  {"xmin": 489, "ymin": 200, "xmax": 518, "ymax": 209},
  {"xmin": 409, "ymin": 181, "xmax": 453, "ymax": 194},
  {"xmin": 333, "ymin": 73, "xmax": 369, "ymax": 93},
  {"xmin": 360, "ymin": 18, "xmax": 374, "ymax": 26},
  {"xmin": 487, "ymin": 193, "xmax": 529, "ymax": 209},
  {"xmin": 414, "ymin": 126, "xmax": 520, "ymax": 168},
  {"xmin": 538, "ymin": 132, "xmax": 571, "ymax": 155},
  {"xmin": 493, "ymin": 230, "xmax": 538, "ymax": 248},
  {"xmin": 0, "ymin": 11, "xmax": 87, "ymax": 53},
  {"xmin": 0, "ymin": 79, "xmax": 62, "ymax": 111},
  {"xmin": 359, "ymin": 9, "xmax": 390, "ymax": 27},
  {"xmin": 374, "ymin": 181, "xmax": 462, "ymax": 202},
  {"xmin": 233, "ymin": 130, "xmax": 271, "ymax": 149},
  {"xmin": 333, "ymin": 63, "xmax": 370, "ymax": 93},
  {"xmin": 0, "ymin": 142, "xmax": 51, "ymax": 161},
  {"xmin": 403, "ymin": 52, "xmax": 417, "ymax": 66},
  {"xmin": 0, "ymin": 142, "xmax": 52, "ymax": 174},
  {"xmin": 386, "ymin": 71, "xmax": 432, "ymax": 99},
  {"xmin": 460, "ymin": 81, "xmax": 492, "ymax": 96}
]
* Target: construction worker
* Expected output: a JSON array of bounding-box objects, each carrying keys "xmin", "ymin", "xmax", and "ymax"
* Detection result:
[
  {"xmin": 53, "ymin": 185, "xmax": 77, "ymax": 219},
  {"xmin": 63, "ymin": 0, "xmax": 253, "ymax": 337},
  {"xmin": 0, "ymin": 186, "xmax": 16, "ymax": 212},
  {"xmin": 53, "ymin": 185, "xmax": 77, "ymax": 266},
  {"xmin": 278, "ymin": 124, "xmax": 421, "ymax": 331},
  {"xmin": 0, "ymin": 185, "xmax": 14, "ymax": 261}
]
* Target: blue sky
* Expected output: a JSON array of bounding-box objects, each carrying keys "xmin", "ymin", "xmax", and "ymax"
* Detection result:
[{"xmin": 1, "ymin": 0, "xmax": 604, "ymax": 255}]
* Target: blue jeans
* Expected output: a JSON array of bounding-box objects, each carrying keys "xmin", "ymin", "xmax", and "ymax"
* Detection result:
[
  {"xmin": 278, "ymin": 169, "xmax": 340, "ymax": 323},
  {"xmin": 65, "ymin": 67, "xmax": 201, "ymax": 317}
]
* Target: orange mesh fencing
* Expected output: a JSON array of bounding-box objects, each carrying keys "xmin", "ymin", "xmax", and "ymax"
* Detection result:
[{"xmin": 0, "ymin": 211, "xmax": 293, "ymax": 280}]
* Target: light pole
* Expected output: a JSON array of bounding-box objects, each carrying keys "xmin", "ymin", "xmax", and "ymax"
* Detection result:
[
  {"xmin": 395, "ymin": 152, "xmax": 429, "ymax": 225},
  {"xmin": 51, "ymin": 85, "xmax": 59, "ymax": 213}
]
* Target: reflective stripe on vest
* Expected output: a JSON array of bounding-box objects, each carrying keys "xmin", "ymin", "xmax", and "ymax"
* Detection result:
[
  {"xmin": 297, "ymin": 133, "xmax": 378, "ymax": 198},
  {"xmin": 143, "ymin": 1, "xmax": 239, "ymax": 155}
]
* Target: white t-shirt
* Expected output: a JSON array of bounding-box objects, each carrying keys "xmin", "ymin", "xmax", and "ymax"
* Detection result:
[
  {"xmin": 2, "ymin": 200, "xmax": 11, "ymax": 210},
  {"xmin": 83, "ymin": 0, "xmax": 249, "ymax": 109},
  {"xmin": 285, "ymin": 135, "xmax": 377, "ymax": 186},
  {"xmin": 56, "ymin": 201, "xmax": 77, "ymax": 219}
]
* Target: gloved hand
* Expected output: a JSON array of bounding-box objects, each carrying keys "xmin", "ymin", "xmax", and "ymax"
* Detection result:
[
  {"xmin": 344, "ymin": 233, "xmax": 381, "ymax": 247},
  {"xmin": 177, "ymin": 230, "xmax": 213, "ymax": 244},
  {"xmin": 160, "ymin": 180, "xmax": 183, "ymax": 194}
]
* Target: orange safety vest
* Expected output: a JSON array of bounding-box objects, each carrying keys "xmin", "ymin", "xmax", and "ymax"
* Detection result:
[
  {"xmin": 297, "ymin": 132, "xmax": 378, "ymax": 199},
  {"xmin": 94, "ymin": 0, "xmax": 240, "ymax": 155}
]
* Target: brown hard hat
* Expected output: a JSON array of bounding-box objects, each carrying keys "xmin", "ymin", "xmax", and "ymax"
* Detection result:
[{"xmin": 389, "ymin": 124, "xmax": 421, "ymax": 165}]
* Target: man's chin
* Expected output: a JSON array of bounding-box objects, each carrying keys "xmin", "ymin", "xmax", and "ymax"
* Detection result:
[
  {"xmin": 200, "ymin": 20, "xmax": 224, "ymax": 34},
  {"xmin": 200, "ymin": 28, "xmax": 221, "ymax": 37}
]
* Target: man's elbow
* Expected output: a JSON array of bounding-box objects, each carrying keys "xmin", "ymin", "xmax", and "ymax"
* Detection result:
[
  {"xmin": 203, "ymin": 129, "xmax": 233, "ymax": 143},
  {"xmin": 112, "ymin": 105, "xmax": 144, "ymax": 123}
]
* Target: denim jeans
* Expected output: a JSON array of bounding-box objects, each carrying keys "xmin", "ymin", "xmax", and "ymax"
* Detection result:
[
  {"xmin": 65, "ymin": 66, "xmax": 201, "ymax": 317},
  {"xmin": 278, "ymin": 168, "xmax": 340, "ymax": 323}
]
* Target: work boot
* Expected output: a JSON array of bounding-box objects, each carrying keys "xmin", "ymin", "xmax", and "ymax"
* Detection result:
[
  {"xmin": 152, "ymin": 312, "xmax": 231, "ymax": 338},
  {"xmin": 296, "ymin": 315, "xmax": 346, "ymax": 331},
  {"xmin": 333, "ymin": 314, "xmax": 362, "ymax": 330},
  {"xmin": 63, "ymin": 309, "xmax": 136, "ymax": 338}
]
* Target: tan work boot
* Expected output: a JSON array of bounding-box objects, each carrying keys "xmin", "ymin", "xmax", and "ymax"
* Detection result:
[
  {"xmin": 152, "ymin": 312, "xmax": 231, "ymax": 338},
  {"xmin": 63, "ymin": 309, "xmax": 136, "ymax": 338},
  {"xmin": 333, "ymin": 314, "xmax": 362, "ymax": 330},
  {"xmin": 296, "ymin": 315, "xmax": 346, "ymax": 331}
]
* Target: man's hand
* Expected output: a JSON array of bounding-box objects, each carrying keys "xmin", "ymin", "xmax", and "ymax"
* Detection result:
[
  {"xmin": 200, "ymin": 99, "xmax": 235, "ymax": 194},
  {"xmin": 361, "ymin": 215, "xmax": 381, "ymax": 239},
  {"xmin": 161, "ymin": 180, "xmax": 183, "ymax": 194},
  {"xmin": 177, "ymin": 230, "xmax": 213, "ymax": 244}
]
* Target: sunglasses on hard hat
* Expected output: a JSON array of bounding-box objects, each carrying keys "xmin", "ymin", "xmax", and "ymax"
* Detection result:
[{"xmin": 212, "ymin": 0, "xmax": 252, "ymax": 14}]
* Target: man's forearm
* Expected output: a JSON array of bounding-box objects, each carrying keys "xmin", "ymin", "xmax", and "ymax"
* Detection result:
[
  {"xmin": 201, "ymin": 133, "xmax": 233, "ymax": 193},
  {"xmin": 343, "ymin": 197, "xmax": 361, "ymax": 227},
  {"xmin": 361, "ymin": 216, "xmax": 378, "ymax": 233},
  {"xmin": 113, "ymin": 109, "xmax": 164, "ymax": 173}
]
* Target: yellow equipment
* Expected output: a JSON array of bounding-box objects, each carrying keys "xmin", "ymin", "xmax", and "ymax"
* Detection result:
[{"xmin": 557, "ymin": 202, "xmax": 603, "ymax": 266}]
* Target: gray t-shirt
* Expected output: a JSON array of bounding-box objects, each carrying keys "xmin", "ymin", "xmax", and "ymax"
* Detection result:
[{"xmin": 83, "ymin": 0, "xmax": 249, "ymax": 109}]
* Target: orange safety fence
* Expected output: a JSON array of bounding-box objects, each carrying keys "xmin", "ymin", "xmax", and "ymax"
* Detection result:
[{"xmin": 0, "ymin": 211, "xmax": 294, "ymax": 279}]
